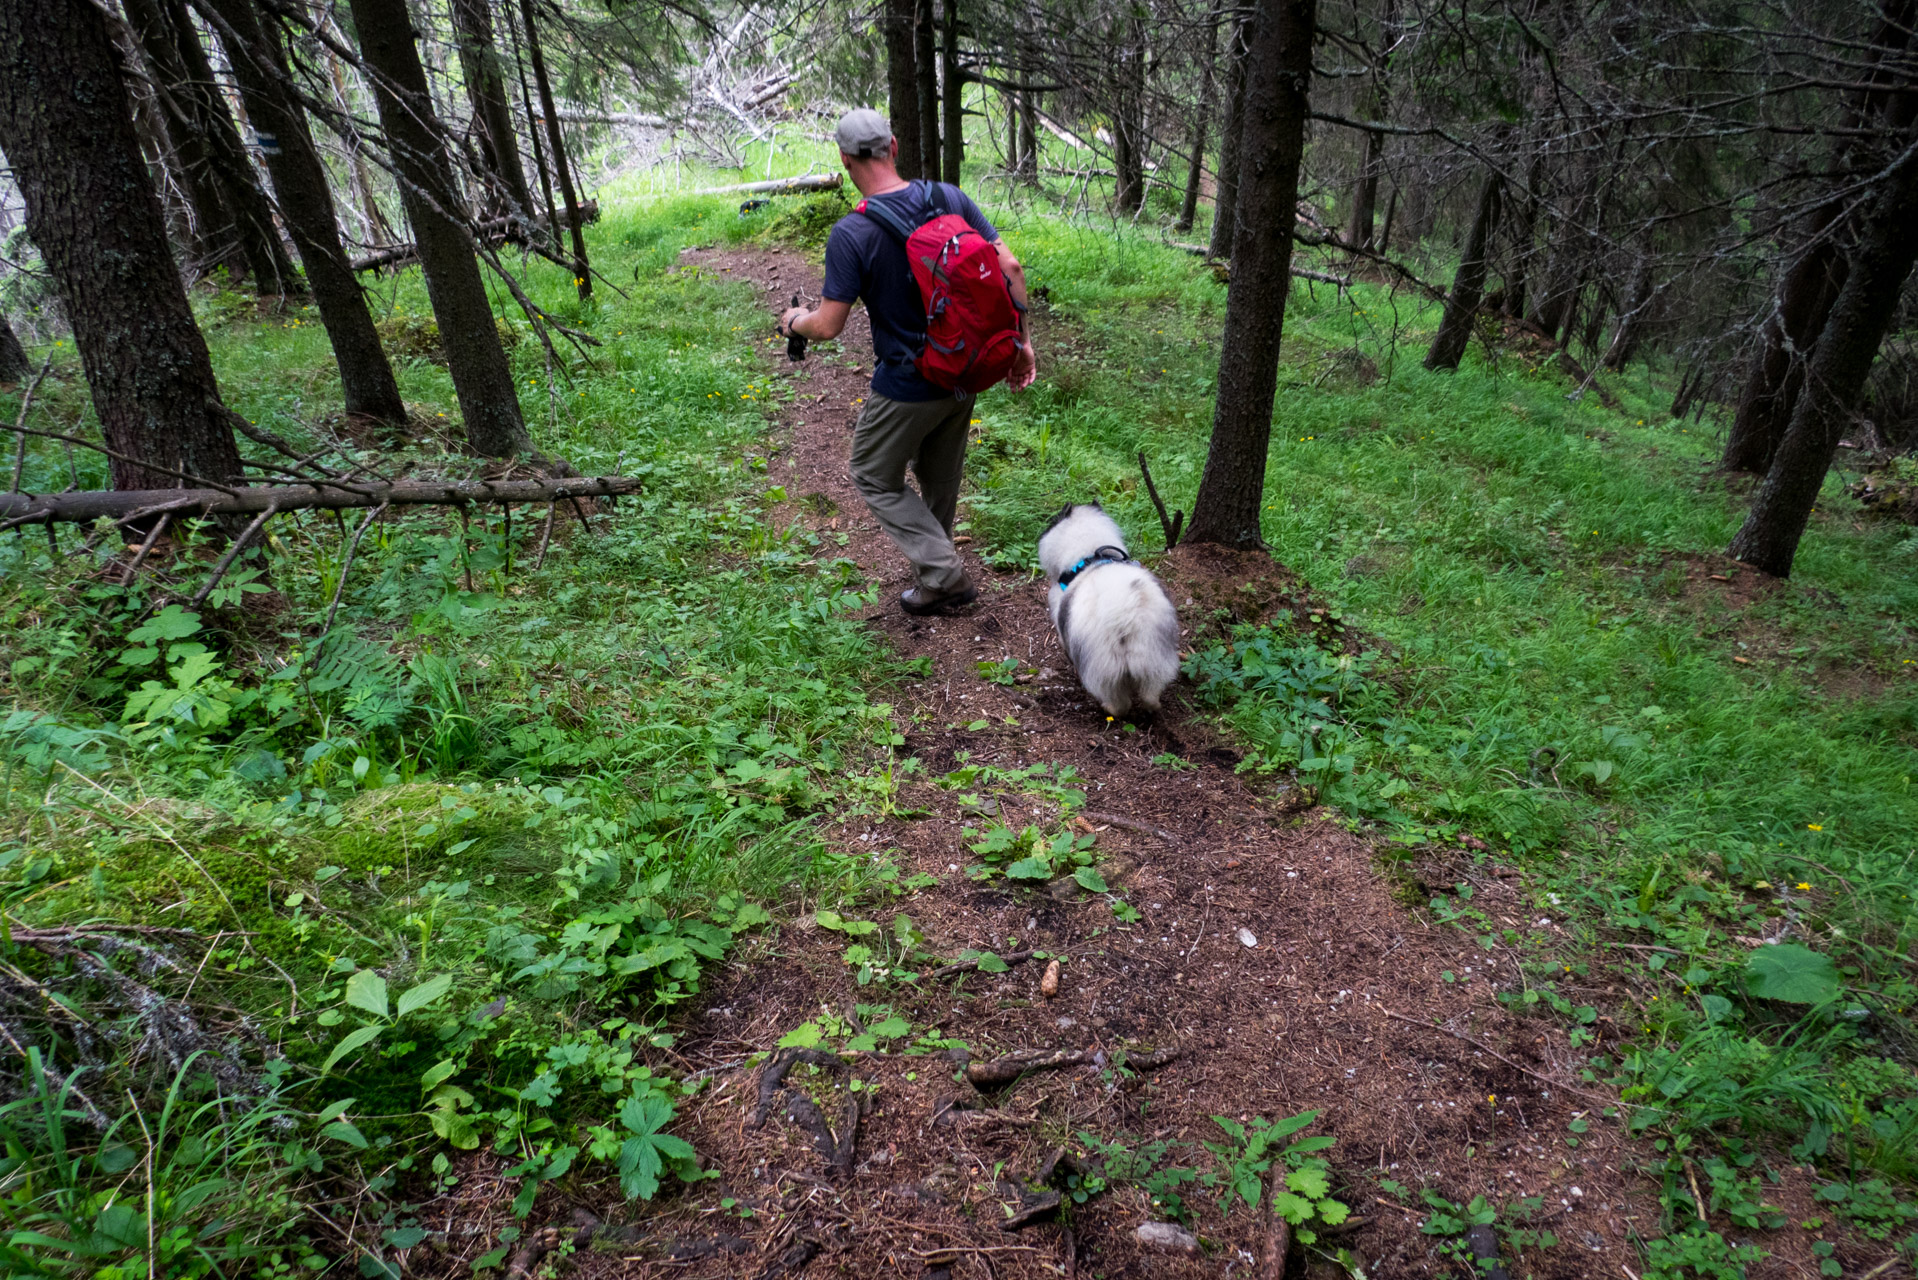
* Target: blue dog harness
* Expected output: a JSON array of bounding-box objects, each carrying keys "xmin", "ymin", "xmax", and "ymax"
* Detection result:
[{"xmin": 1057, "ymin": 544, "xmax": 1131, "ymax": 590}]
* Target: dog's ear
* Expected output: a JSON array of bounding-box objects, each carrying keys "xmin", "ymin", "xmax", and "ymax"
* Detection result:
[{"xmin": 1042, "ymin": 504, "xmax": 1076, "ymax": 534}]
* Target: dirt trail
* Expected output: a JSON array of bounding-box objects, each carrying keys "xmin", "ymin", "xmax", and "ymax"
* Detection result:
[{"xmin": 563, "ymin": 247, "xmax": 1665, "ymax": 1278}]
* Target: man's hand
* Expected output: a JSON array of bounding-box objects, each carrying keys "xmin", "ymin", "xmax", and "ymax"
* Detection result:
[
  {"xmin": 778, "ymin": 305, "xmax": 808, "ymax": 336},
  {"xmin": 1008, "ymin": 340, "xmax": 1037, "ymax": 391}
]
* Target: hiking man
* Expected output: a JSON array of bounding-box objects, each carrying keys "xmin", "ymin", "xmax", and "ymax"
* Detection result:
[{"xmin": 779, "ymin": 108, "xmax": 1036, "ymax": 616}]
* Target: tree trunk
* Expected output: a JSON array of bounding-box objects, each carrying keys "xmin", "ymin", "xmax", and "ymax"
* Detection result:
[
  {"xmin": 119, "ymin": 0, "xmax": 246, "ymax": 279},
  {"xmin": 1723, "ymin": 229, "xmax": 1845, "ymax": 473},
  {"xmin": 520, "ymin": 0, "xmax": 590, "ymax": 301},
  {"xmin": 347, "ymin": 0, "xmax": 530, "ymax": 458},
  {"xmin": 195, "ymin": 0, "xmax": 407, "ymax": 425},
  {"xmin": 1602, "ymin": 246, "xmax": 1654, "ymax": 372},
  {"xmin": 0, "ymin": 0, "xmax": 244, "ymax": 490},
  {"xmin": 1350, "ymin": 129, "xmax": 1382, "ymax": 249},
  {"xmin": 1207, "ymin": 15, "xmax": 1249, "ymax": 259},
  {"xmin": 1377, "ymin": 183, "xmax": 1398, "ymax": 251},
  {"xmin": 149, "ymin": 0, "xmax": 303, "ymax": 294},
  {"xmin": 323, "ymin": 43, "xmax": 399, "ymax": 247},
  {"xmin": 1729, "ymin": 138, "xmax": 1918, "ymax": 577},
  {"xmin": 1423, "ymin": 171, "xmax": 1501, "ymax": 372},
  {"xmin": 941, "ymin": 0, "xmax": 963, "ymax": 183},
  {"xmin": 450, "ymin": 0, "xmax": 534, "ymax": 223},
  {"xmin": 884, "ymin": 0, "xmax": 923, "ymax": 178},
  {"xmin": 1185, "ymin": 0, "xmax": 1317, "ymax": 550},
  {"xmin": 1175, "ymin": 3, "xmax": 1219, "ymax": 233},
  {"xmin": 1018, "ymin": 74, "xmax": 1038, "ymax": 179},
  {"xmin": 0, "ymin": 312, "xmax": 29, "ymax": 382},
  {"xmin": 914, "ymin": 0, "xmax": 942, "ymax": 182},
  {"xmin": 1112, "ymin": 15, "xmax": 1147, "ymax": 215}
]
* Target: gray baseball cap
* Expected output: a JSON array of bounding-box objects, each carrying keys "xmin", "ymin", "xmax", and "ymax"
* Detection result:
[{"xmin": 834, "ymin": 108, "xmax": 894, "ymax": 159}]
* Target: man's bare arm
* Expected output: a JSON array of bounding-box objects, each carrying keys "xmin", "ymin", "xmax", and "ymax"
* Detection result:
[
  {"xmin": 780, "ymin": 298, "xmax": 853, "ymax": 341},
  {"xmin": 994, "ymin": 239, "xmax": 1029, "ymax": 310}
]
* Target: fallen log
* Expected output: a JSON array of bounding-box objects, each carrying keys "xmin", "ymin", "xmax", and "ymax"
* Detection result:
[
  {"xmin": 688, "ymin": 173, "xmax": 843, "ymax": 198},
  {"xmin": 0, "ymin": 475, "xmax": 643, "ymax": 530},
  {"xmin": 1167, "ymin": 241, "xmax": 1352, "ymax": 288},
  {"xmin": 350, "ymin": 201, "xmax": 601, "ymax": 273},
  {"xmin": 549, "ymin": 107, "xmax": 673, "ymax": 128}
]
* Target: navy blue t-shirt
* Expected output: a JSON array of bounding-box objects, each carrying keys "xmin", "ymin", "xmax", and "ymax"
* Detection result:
[{"xmin": 822, "ymin": 181, "xmax": 998, "ymax": 403}]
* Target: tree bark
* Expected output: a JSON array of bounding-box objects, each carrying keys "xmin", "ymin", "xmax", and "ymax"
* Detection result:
[
  {"xmin": 1423, "ymin": 170, "xmax": 1501, "ymax": 372},
  {"xmin": 884, "ymin": 0, "xmax": 923, "ymax": 178},
  {"xmin": 1722, "ymin": 224, "xmax": 1845, "ymax": 474},
  {"xmin": 1601, "ymin": 245, "xmax": 1655, "ymax": 372},
  {"xmin": 0, "ymin": 312, "xmax": 28, "ymax": 382},
  {"xmin": 1185, "ymin": 0, "xmax": 1317, "ymax": 550},
  {"xmin": 0, "ymin": 0, "xmax": 244, "ymax": 491},
  {"xmin": 450, "ymin": 0, "xmax": 534, "ymax": 222},
  {"xmin": 193, "ymin": 0, "xmax": 406, "ymax": 426},
  {"xmin": 1349, "ymin": 128, "xmax": 1383, "ymax": 250},
  {"xmin": 141, "ymin": 0, "xmax": 303, "ymax": 294},
  {"xmin": 1112, "ymin": 13, "xmax": 1148, "ymax": 215},
  {"xmin": 941, "ymin": 0, "xmax": 964, "ymax": 184},
  {"xmin": 1207, "ymin": 15, "xmax": 1249, "ymax": 259},
  {"xmin": 119, "ymin": 0, "xmax": 246, "ymax": 279},
  {"xmin": 1175, "ymin": 3, "xmax": 1219, "ymax": 233},
  {"xmin": 323, "ymin": 42, "xmax": 400, "ymax": 247},
  {"xmin": 1729, "ymin": 137, "xmax": 1918, "ymax": 578},
  {"xmin": 347, "ymin": 0, "xmax": 530, "ymax": 457},
  {"xmin": 915, "ymin": 0, "xmax": 942, "ymax": 182},
  {"xmin": 520, "ymin": 0, "xmax": 590, "ymax": 301},
  {"xmin": 1, "ymin": 474, "xmax": 642, "ymax": 525}
]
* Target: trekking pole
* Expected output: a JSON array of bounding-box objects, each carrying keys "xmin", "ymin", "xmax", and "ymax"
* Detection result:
[{"xmin": 785, "ymin": 293, "xmax": 809, "ymax": 362}]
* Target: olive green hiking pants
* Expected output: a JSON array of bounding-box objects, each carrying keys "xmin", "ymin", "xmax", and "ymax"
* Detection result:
[{"xmin": 848, "ymin": 392, "xmax": 971, "ymax": 591}]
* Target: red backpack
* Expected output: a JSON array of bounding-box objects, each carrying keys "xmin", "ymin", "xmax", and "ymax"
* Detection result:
[{"xmin": 857, "ymin": 181, "xmax": 1027, "ymax": 394}]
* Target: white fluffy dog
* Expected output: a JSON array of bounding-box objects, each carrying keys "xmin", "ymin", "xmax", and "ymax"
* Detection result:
[{"xmin": 1037, "ymin": 504, "xmax": 1181, "ymax": 717}]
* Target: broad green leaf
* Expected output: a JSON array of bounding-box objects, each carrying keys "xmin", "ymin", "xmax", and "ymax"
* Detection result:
[
  {"xmin": 1006, "ymin": 856, "xmax": 1052, "ymax": 881},
  {"xmin": 868, "ymin": 1015, "xmax": 910, "ymax": 1039},
  {"xmin": 397, "ymin": 973, "xmax": 453, "ymax": 1018},
  {"xmin": 321, "ymin": 1024, "xmax": 383, "ymax": 1075},
  {"xmin": 1272, "ymin": 1191, "xmax": 1316, "ymax": 1225},
  {"xmin": 777, "ymin": 1021, "xmax": 823, "ymax": 1048},
  {"xmin": 1745, "ymin": 943, "xmax": 1841, "ymax": 1004},
  {"xmin": 320, "ymin": 1120, "xmax": 368, "ymax": 1148},
  {"xmin": 421, "ymin": 1060, "xmax": 458, "ymax": 1091},
  {"xmin": 1072, "ymin": 866, "xmax": 1109, "ymax": 893},
  {"xmin": 344, "ymin": 970, "xmax": 389, "ymax": 1019},
  {"xmin": 1286, "ymin": 1167, "xmax": 1330, "ymax": 1199},
  {"xmin": 316, "ymin": 1097, "xmax": 356, "ymax": 1125},
  {"xmin": 974, "ymin": 951, "xmax": 1009, "ymax": 973},
  {"xmin": 1317, "ymin": 1197, "xmax": 1351, "ymax": 1225}
]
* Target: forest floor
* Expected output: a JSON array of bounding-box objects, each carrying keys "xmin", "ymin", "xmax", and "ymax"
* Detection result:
[{"xmin": 464, "ymin": 245, "xmax": 1849, "ymax": 1280}]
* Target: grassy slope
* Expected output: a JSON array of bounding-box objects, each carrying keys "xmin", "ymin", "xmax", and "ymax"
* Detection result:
[
  {"xmin": 947, "ymin": 210, "xmax": 1918, "ymax": 1210},
  {"xmin": 0, "ymin": 199, "xmax": 906, "ymax": 1273}
]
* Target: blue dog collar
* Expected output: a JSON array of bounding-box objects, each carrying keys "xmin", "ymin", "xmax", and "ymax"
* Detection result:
[{"xmin": 1057, "ymin": 544, "xmax": 1131, "ymax": 590}]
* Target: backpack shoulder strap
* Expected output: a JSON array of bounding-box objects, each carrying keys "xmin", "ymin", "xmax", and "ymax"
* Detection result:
[{"xmin": 856, "ymin": 179, "xmax": 925, "ymax": 244}]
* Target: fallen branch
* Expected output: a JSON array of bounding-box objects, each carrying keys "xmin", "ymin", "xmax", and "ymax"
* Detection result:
[
  {"xmin": 1167, "ymin": 242, "xmax": 1353, "ymax": 288},
  {"xmin": 688, "ymin": 173, "xmax": 843, "ymax": 198},
  {"xmin": 748, "ymin": 1046, "xmax": 847, "ymax": 1130},
  {"xmin": 1137, "ymin": 452, "xmax": 1183, "ymax": 551},
  {"xmin": 965, "ymin": 1044, "xmax": 1179, "ymax": 1089},
  {"xmin": 1260, "ymin": 1162, "xmax": 1292, "ymax": 1279},
  {"xmin": 550, "ymin": 106, "xmax": 673, "ymax": 127},
  {"xmin": 929, "ymin": 948, "xmax": 1036, "ymax": 980},
  {"xmin": 350, "ymin": 201, "xmax": 601, "ymax": 272},
  {"xmin": 1379, "ymin": 1009, "xmax": 1612, "ymax": 1102},
  {"xmin": 0, "ymin": 475, "xmax": 642, "ymax": 529}
]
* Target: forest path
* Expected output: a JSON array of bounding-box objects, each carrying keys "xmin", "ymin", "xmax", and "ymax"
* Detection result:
[{"xmin": 621, "ymin": 246, "xmax": 1655, "ymax": 1279}]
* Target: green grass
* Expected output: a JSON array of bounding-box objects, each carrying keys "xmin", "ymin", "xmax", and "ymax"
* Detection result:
[
  {"xmin": 0, "ymin": 196, "xmax": 905, "ymax": 1276},
  {"xmin": 952, "ymin": 217, "xmax": 1918, "ymax": 1230}
]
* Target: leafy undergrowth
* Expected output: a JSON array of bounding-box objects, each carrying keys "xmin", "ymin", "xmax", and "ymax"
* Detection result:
[
  {"xmin": 0, "ymin": 198, "xmax": 899, "ymax": 1276},
  {"xmin": 960, "ymin": 219, "xmax": 1918, "ymax": 1265}
]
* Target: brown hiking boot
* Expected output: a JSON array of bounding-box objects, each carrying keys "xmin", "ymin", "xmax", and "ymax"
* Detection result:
[{"xmin": 900, "ymin": 575, "xmax": 978, "ymax": 616}]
